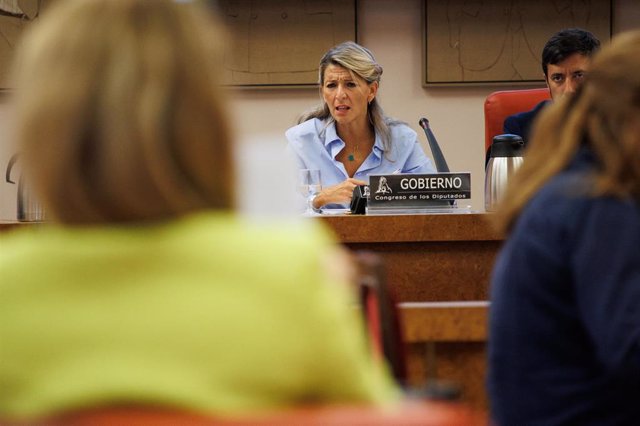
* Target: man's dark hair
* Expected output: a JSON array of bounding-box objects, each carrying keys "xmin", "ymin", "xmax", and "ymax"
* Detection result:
[{"xmin": 542, "ymin": 28, "xmax": 601, "ymax": 76}]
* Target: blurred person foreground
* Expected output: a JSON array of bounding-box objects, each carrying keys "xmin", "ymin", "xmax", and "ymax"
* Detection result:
[
  {"xmin": 0, "ymin": 0, "xmax": 397, "ymax": 422},
  {"xmin": 489, "ymin": 30, "xmax": 640, "ymax": 425}
]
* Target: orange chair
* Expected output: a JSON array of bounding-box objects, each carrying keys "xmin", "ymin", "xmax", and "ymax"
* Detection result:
[
  {"xmin": 484, "ymin": 88, "xmax": 550, "ymax": 156},
  {"xmin": 27, "ymin": 402, "xmax": 487, "ymax": 425}
]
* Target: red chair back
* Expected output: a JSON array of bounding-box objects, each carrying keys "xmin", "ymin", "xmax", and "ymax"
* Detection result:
[
  {"xmin": 355, "ymin": 251, "xmax": 408, "ymax": 386},
  {"xmin": 484, "ymin": 88, "xmax": 550, "ymax": 154}
]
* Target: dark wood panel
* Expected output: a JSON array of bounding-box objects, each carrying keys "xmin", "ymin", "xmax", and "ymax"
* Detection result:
[
  {"xmin": 400, "ymin": 302, "xmax": 488, "ymax": 343},
  {"xmin": 321, "ymin": 214, "xmax": 503, "ymax": 302}
]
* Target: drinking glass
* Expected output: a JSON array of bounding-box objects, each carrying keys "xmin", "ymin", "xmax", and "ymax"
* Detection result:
[{"xmin": 298, "ymin": 169, "xmax": 322, "ymax": 215}]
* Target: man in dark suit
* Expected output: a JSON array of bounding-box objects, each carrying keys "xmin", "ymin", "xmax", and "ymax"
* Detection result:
[{"xmin": 503, "ymin": 28, "xmax": 601, "ymax": 146}]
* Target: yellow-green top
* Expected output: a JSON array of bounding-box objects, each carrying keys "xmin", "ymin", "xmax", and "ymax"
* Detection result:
[{"xmin": 0, "ymin": 212, "xmax": 396, "ymax": 420}]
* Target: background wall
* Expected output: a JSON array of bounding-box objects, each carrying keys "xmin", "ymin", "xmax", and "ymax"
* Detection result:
[
  {"xmin": 1, "ymin": 0, "xmax": 639, "ymax": 219},
  {"xmin": 229, "ymin": 0, "xmax": 640, "ymax": 214},
  {"xmin": 229, "ymin": 0, "xmax": 494, "ymax": 212}
]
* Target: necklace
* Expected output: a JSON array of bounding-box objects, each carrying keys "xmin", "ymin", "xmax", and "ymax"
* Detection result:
[
  {"xmin": 347, "ymin": 140, "xmax": 359, "ymax": 162},
  {"xmin": 345, "ymin": 132, "xmax": 373, "ymax": 162}
]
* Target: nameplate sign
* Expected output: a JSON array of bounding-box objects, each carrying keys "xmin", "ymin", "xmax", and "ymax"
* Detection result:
[{"xmin": 367, "ymin": 173, "xmax": 471, "ymax": 209}]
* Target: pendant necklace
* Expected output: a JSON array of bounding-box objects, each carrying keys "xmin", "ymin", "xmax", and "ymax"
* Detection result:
[{"xmin": 347, "ymin": 140, "xmax": 359, "ymax": 162}]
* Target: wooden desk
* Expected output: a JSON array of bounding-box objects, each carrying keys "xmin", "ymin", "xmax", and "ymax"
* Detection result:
[
  {"xmin": 320, "ymin": 213, "xmax": 502, "ymax": 302},
  {"xmin": 320, "ymin": 213, "xmax": 502, "ymax": 410}
]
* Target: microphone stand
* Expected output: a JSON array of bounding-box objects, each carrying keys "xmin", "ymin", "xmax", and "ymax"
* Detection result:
[
  {"xmin": 418, "ymin": 117, "xmax": 450, "ymax": 173},
  {"xmin": 418, "ymin": 117, "xmax": 454, "ymax": 206}
]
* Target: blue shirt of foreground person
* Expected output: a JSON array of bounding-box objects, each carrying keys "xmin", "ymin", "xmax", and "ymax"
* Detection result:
[
  {"xmin": 503, "ymin": 28, "xmax": 600, "ymax": 145},
  {"xmin": 286, "ymin": 41, "xmax": 435, "ymax": 210}
]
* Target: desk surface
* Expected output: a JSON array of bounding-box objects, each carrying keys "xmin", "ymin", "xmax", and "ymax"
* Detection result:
[
  {"xmin": 319, "ymin": 213, "xmax": 501, "ymax": 243},
  {"xmin": 1, "ymin": 213, "xmax": 501, "ymax": 239}
]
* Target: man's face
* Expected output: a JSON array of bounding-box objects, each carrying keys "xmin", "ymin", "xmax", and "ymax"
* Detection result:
[{"xmin": 545, "ymin": 53, "xmax": 591, "ymax": 100}]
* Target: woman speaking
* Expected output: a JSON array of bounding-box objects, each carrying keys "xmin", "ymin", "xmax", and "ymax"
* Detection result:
[{"xmin": 286, "ymin": 41, "xmax": 435, "ymax": 210}]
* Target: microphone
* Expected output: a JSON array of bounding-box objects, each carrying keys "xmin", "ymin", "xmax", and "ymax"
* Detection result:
[{"xmin": 418, "ymin": 117, "xmax": 450, "ymax": 173}]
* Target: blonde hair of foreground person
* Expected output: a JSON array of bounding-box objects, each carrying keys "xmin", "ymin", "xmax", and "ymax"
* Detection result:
[
  {"xmin": 14, "ymin": 0, "xmax": 234, "ymax": 224},
  {"xmin": 493, "ymin": 30, "xmax": 640, "ymax": 235}
]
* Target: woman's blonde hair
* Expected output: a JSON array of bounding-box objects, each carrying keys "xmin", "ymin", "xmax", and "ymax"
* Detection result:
[
  {"xmin": 298, "ymin": 41, "xmax": 397, "ymax": 151},
  {"xmin": 14, "ymin": 0, "xmax": 234, "ymax": 224},
  {"xmin": 494, "ymin": 30, "xmax": 640, "ymax": 235}
]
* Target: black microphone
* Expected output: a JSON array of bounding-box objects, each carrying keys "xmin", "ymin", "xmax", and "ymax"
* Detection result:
[{"xmin": 418, "ymin": 117, "xmax": 450, "ymax": 173}]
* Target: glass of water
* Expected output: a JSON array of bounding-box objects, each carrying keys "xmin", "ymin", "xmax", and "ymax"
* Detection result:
[{"xmin": 298, "ymin": 169, "xmax": 322, "ymax": 215}]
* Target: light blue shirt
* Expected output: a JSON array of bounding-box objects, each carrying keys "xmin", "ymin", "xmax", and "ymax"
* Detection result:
[{"xmin": 285, "ymin": 118, "xmax": 436, "ymax": 208}]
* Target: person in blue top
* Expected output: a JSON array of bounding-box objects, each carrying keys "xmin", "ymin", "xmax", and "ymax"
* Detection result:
[
  {"xmin": 488, "ymin": 30, "xmax": 640, "ymax": 425},
  {"xmin": 286, "ymin": 41, "xmax": 435, "ymax": 210},
  {"xmin": 503, "ymin": 28, "xmax": 600, "ymax": 146}
]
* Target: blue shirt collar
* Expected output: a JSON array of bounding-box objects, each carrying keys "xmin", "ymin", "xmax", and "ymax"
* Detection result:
[
  {"xmin": 323, "ymin": 121, "xmax": 341, "ymax": 147},
  {"xmin": 323, "ymin": 121, "xmax": 384, "ymax": 160}
]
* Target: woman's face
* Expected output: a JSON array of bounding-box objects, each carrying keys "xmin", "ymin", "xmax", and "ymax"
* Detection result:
[{"xmin": 322, "ymin": 64, "xmax": 377, "ymax": 128}]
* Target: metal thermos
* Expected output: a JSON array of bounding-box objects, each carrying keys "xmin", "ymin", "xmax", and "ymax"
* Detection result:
[
  {"xmin": 484, "ymin": 134, "xmax": 524, "ymax": 212},
  {"xmin": 5, "ymin": 154, "xmax": 46, "ymax": 222}
]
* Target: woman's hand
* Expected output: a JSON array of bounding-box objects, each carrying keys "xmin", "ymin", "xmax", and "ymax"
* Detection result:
[{"xmin": 313, "ymin": 178, "xmax": 367, "ymax": 209}]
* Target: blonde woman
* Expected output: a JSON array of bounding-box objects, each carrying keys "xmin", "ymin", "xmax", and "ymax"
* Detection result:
[
  {"xmin": 489, "ymin": 31, "xmax": 640, "ymax": 425},
  {"xmin": 0, "ymin": 0, "xmax": 395, "ymax": 422},
  {"xmin": 286, "ymin": 41, "xmax": 435, "ymax": 210}
]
